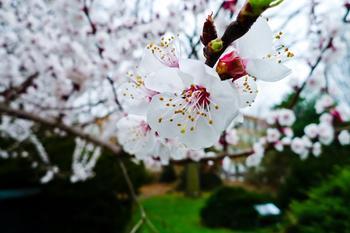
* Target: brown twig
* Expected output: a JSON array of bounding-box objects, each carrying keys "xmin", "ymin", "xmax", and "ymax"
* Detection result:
[
  {"xmin": 1, "ymin": 72, "xmax": 39, "ymax": 102},
  {"xmin": 0, "ymin": 103, "xmax": 121, "ymax": 155},
  {"xmin": 107, "ymin": 76, "xmax": 123, "ymax": 111},
  {"xmin": 204, "ymin": 2, "xmax": 261, "ymax": 67}
]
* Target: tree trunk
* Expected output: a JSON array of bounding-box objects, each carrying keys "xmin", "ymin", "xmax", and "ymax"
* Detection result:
[{"xmin": 185, "ymin": 162, "xmax": 200, "ymax": 197}]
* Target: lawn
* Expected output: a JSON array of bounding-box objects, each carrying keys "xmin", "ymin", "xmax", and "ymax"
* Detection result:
[{"xmin": 127, "ymin": 194, "xmax": 274, "ymax": 233}]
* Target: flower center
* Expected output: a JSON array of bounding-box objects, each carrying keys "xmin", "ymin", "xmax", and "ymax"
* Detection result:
[{"xmin": 183, "ymin": 85, "xmax": 211, "ymax": 109}]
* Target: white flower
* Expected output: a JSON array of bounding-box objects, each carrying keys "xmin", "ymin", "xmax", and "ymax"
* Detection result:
[
  {"xmin": 152, "ymin": 138, "xmax": 187, "ymax": 164},
  {"xmin": 274, "ymin": 141, "xmax": 284, "ymax": 152},
  {"xmin": 304, "ymin": 123, "xmax": 319, "ymax": 139},
  {"xmin": 318, "ymin": 123, "xmax": 334, "ymax": 145},
  {"xmin": 235, "ymin": 17, "xmax": 292, "ymax": 82},
  {"xmin": 281, "ymin": 137, "xmax": 292, "ymax": 145},
  {"xmin": 338, "ymin": 130, "xmax": 350, "ymax": 145},
  {"xmin": 266, "ymin": 128, "xmax": 281, "ymax": 143},
  {"xmin": 266, "ymin": 111, "xmax": 278, "ymax": 125},
  {"xmin": 146, "ymin": 59, "xmax": 240, "ymax": 149},
  {"xmin": 319, "ymin": 113, "xmax": 333, "ymax": 124},
  {"xmin": 277, "ymin": 109, "xmax": 296, "ymax": 126},
  {"xmin": 139, "ymin": 34, "xmax": 180, "ymax": 74},
  {"xmin": 231, "ymin": 75, "xmax": 258, "ymax": 108},
  {"xmin": 283, "ymin": 127, "xmax": 294, "ymax": 138},
  {"xmin": 116, "ymin": 115, "xmax": 156, "ymax": 158},
  {"xmin": 117, "ymin": 74, "xmax": 158, "ymax": 115},
  {"xmin": 315, "ymin": 94, "xmax": 334, "ymax": 114},
  {"xmin": 245, "ymin": 142, "xmax": 265, "ymax": 167},
  {"xmin": 217, "ymin": 18, "xmax": 291, "ymax": 107},
  {"xmin": 266, "ymin": 109, "xmax": 295, "ymax": 127},
  {"xmin": 335, "ymin": 103, "xmax": 350, "ymax": 122},
  {"xmin": 302, "ymin": 136, "xmax": 313, "ymax": 148},
  {"xmin": 312, "ymin": 142, "xmax": 322, "ymax": 157},
  {"xmin": 291, "ymin": 137, "xmax": 307, "ymax": 156},
  {"xmin": 225, "ymin": 129, "xmax": 239, "ymax": 145}
]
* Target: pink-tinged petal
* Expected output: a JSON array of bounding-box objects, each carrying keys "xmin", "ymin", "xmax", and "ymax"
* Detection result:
[
  {"xmin": 246, "ymin": 59, "xmax": 291, "ymax": 82},
  {"xmin": 144, "ymin": 67, "xmax": 184, "ymax": 93},
  {"xmin": 237, "ymin": 17, "xmax": 273, "ymax": 59},
  {"xmin": 116, "ymin": 115, "xmax": 155, "ymax": 156}
]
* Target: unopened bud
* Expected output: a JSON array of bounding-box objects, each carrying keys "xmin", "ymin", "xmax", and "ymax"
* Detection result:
[
  {"xmin": 216, "ymin": 51, "xmax": 247, "ymax": 80},
  {"xmin": 208, "ymin": 39, "xmax": 224, "ymax": 53}
]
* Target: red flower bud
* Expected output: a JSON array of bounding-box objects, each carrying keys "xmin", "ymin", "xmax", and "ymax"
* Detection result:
[{"xmin": 216, "ymin": 51, "xmax": 248, "ymax": 80}]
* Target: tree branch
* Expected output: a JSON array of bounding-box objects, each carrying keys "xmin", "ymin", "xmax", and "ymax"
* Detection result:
[
  {"xmin": 0, "ymin": 103, "xmax": 121, "ymax": 155},
  {"xmin": 0, "ymin": 72, "xmax": 39, "ymax": 102},
  {"xmin": 204, "ymin": 2, "xmax": 261, "ymax": 67}
]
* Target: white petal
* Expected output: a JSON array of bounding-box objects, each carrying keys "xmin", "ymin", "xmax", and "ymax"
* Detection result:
[
  {"xmin": 209, "ymin": 79, "xmax": 241, "ymax": 129},
  {"xmin": 246, "ymin": 59, "xmax": 291, "ymax": 82},
  {"xmin": 117, "ymin": 82, "xmax": 151, "ymax": 115},
  {"xmin": 179, "ymin": 59, "xmax": 206, "ymax": 82},
  {"xmin": 116, "ymin": 115, "xmax": 155, "ymax": 155},
  {"xmin": 237, "ymin": 17, "xmax": 273, "ymax": 59},
  {"xmin": 144, "ymin": 67, "xmax": 184, "ymax": 93},
  {"xmin": 232, "ymin": 75, "xmax": 258, "ymax": 107},
  {"xmin": 138, "ymin": 49, "xmax": 164, "ymax": 75},
  {"xmin": 146, "ymin": 93, "xmax": 184, "ymax": 139},
  {"xmin": 180, "ymin": 117, "xmax": 221, "ymax": 150}
]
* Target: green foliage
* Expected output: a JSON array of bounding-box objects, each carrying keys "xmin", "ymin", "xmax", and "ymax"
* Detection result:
[
  {"xmin": 200, "ymin": 187, "xmax": 276, "ymax": 230},
  {"xmin": 129, "ymin": 193, "xmax": 272, "ymax": 233},
  {"xmin": 248, "ymin": 0, "xmax": 284, "ymax": 14},
  {"xmin": 277, "ymin": 145, "xmax": 350, "ymax": 209},
  {"xmin": 282, "ymin": 167, "xmax": 350, "ymax": 233},
  {"xmin": 0, "ymin": 133, "xmax": 150, "ymax": 233}
]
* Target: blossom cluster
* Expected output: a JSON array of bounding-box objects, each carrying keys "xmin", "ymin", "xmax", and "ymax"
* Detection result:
[
  {"xmin": 246, "ymin": 94, "xmax": 350, "ymax": 167},
  {"xmin": 116, "ymin": 17, "xmax": 291, "ymax": 164}
]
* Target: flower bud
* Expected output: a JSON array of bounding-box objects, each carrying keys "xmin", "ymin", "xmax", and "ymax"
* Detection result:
[
  {"xmin": 216, "ymin": 51, "xmax": 247, "ymax": 80},
  {"xmin": 208, "ymin": 38, "xmax": 223, "ymax": 53}
]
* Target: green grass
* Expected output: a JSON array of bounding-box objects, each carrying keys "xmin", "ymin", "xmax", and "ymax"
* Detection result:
[{"xmin": 127, "ymin": 194, "xmax": 273, "ymax": 233}]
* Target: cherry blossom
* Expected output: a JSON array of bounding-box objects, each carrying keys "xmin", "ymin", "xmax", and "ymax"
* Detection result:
[
  {"xmin": 217, "ymin": 17, "xmax": 292, "ymax": 82},
  {"xmin": 225, "ymin": 129, "xmax": 239, "ymax": 145},
  {"xmin": 338, "ymin": 130, "xmax": 350, "ymax": 145},
  {"xmin": 315, "ymin": 94, "xmax": 335, "ymax": 114},
  {"xmin": 146, "ymin": 58, "xmax": 240, "ymax": 149}
]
